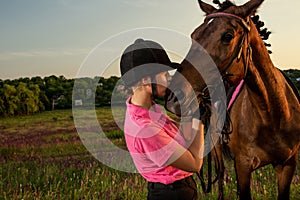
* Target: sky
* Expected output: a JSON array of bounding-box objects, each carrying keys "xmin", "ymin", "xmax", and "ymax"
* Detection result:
[{"xmin": 1, "ymin": 0, "xmax": 300, "ymax": 80}]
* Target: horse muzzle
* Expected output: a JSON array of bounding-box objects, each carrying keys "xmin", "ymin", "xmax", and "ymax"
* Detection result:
[{"xmin": 164, "ymin": 87, "xmax": 200, "ymax": 117}]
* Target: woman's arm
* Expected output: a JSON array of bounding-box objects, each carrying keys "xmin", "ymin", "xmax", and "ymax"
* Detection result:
[{"xmin": 167, "ymin": 118, "xmax": 204, "ymax": 172}]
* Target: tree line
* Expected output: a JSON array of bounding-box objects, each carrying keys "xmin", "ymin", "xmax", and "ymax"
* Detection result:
[
  {"xmin": 0, "ymin": 75, "xmax": 120, "ymax": 117},
  {"xmin": 0, "ymin": 69, "xmax": 299, "ymax": 117},
  {"xmin": 284, "ymin": 69, "xmax": 300, "ymax": 91}
]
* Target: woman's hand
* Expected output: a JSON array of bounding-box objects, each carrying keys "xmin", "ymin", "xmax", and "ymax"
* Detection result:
[
  {"xmin": 180, "ymin": 121, "xmax": 193, "ymax": 141},
  {"xmin": 180, "ymin": 118, "xmax": 201, "ymax": 141}
]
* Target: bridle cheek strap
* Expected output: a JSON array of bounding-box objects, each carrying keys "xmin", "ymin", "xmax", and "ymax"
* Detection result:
[{"xmin": 206, "ymin": 12, "xmax": 251, "ymax": 81}]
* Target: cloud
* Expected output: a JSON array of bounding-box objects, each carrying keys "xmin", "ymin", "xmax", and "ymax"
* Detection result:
[{"xmin": 0, "ymin": 48, "xmax": 90, "ymax": 61}]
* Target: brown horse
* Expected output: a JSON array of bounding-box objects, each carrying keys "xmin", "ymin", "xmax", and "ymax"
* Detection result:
[{"xmin": 165, "ymin": 0, "xmax": 300, "ymax": 199}]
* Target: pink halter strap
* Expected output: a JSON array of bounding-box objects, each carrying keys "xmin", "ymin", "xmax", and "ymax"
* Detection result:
[{"xmin": 227, "ymin": 79, "xmax": 244, "ymax": 110}]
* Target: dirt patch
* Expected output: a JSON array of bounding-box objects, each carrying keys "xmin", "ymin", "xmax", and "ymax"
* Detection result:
[{"xmin": 1, "ymin": 127, "xmax": 78, "ymax": 146}]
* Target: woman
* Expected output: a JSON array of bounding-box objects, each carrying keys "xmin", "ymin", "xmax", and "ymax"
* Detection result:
[{"xmin": 120, "ymin": 38, "xmax": 204, "ymax": 200}]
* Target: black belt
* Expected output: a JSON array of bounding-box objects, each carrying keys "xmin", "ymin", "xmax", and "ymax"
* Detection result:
[{"xmin": 148, "ymin": 176, "xmax": 195, "ymax": 189}]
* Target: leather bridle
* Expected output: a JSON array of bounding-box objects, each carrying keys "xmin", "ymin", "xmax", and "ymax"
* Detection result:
[{"xmin": 205, "ymin": 12, "xmax": 252, "ymax": 84}]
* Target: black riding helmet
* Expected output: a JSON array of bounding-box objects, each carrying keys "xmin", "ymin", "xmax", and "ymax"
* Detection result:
[{"xmin": 120, "ymin": 38, "xmax": 180, "ymax": 97}]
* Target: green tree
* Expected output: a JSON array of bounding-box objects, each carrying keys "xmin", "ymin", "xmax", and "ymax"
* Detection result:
[
  {"xmin": 0, "ymin": 87, "xmax": 5, "ymax": 115},
  {"xmin": 16, "ymin": 82, "xmax": 39, "ymax": 115},
  {"xmin": 95, "ymin": 76, "xmax": 120, "ymax": 106},
  {"xmin": 29, "ymin": 83, "xmax": 44, "ymax": 112},
  {"xmin": 284, "ymin": 69, "xmax": 300, "ymax": 92},
  {"xmin": 3, "ymin": 84, "xmax": 19, "ymax": 116}
]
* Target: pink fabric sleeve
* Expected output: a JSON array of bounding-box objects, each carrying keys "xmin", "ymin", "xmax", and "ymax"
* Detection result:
[{"xmin": 133, "ymin": 125, "xmax": 180, "ymax": 168}]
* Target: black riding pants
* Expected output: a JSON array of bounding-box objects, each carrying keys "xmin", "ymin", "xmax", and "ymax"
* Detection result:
[{"xmin": 147, "ymin": 176, "xmax": 198, "ymax": 200}]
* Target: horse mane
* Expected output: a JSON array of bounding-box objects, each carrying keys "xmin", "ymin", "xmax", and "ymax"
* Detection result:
[
  {"xmin": 213, "ymin": 0, "xmax": 272, "ymax": 54},
  {"xmin": 251, "ymin": 15, "xmax": 272, "ymax": 54}
]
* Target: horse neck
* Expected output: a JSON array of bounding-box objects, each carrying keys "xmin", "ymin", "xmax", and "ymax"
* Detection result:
[
  {"xmin": 245, "ymin": 21, "xmax": 289, "ymax": 116},
  {"xmin": 248, "ymin": 21, "xmax": 275, "ymax": 80}
]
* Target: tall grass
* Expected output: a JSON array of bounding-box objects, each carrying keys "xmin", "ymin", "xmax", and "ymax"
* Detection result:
[
  {"xmin": 1, "ymin": 161, "xmax": 147, "ymax": 200},
  {"xmin": 0, "ymin": 109, "xmax": 299, "ymax": 199}
]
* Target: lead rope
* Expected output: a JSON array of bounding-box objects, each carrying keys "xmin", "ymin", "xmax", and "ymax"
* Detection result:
[{"xmin": 197, "ymin": 134, "xmax": 212, "ymax": 194}]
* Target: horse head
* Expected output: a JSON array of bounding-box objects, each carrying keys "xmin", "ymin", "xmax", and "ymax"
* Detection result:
[{"xmin": 165, "ymin": 0, "xmax": 264, "ymax": 117}]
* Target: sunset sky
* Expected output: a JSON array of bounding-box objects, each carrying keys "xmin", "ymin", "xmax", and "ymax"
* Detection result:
[{"xmin": 1, "ymin": 0, "xmax": 299, "ymax": 80}]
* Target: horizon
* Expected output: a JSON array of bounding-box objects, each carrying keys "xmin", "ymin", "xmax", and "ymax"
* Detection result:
[{"xmin": 2, "ymin": 68, "xmax": 300, "ymax": 82}]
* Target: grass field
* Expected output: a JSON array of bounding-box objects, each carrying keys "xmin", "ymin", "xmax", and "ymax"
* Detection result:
[{"xmin": 0, "ymin": 109, "xmax": 299, "ymax": 199}]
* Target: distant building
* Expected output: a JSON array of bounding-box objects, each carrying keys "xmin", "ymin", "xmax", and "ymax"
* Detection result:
[{"xmin": 75, "ymin": 99, "xmax": 83, "ymax": 106}]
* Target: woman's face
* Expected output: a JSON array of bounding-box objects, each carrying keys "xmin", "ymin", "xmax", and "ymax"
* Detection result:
[{"xmin": 155, "ymin": 71, "xmax": 172, "ymax": 97}]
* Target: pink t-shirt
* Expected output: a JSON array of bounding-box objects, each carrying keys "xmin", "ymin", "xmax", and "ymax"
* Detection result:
[{"xmin": 124, "ymin": 97, "xmax": 192, "ymax": 184}]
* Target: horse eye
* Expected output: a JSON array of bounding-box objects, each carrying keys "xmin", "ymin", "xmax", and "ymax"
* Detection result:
[{"xmin": 221, "ymin": 32, "xmax": 234, "ymax": 43}]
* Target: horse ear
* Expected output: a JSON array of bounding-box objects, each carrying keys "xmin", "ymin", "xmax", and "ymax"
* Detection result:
[
  {"xmin": 198, "ymin": 0, "xmax": 217, "ymax": 15},
  {"xmin": 237, "ymin": 0, "xmax": 264, "ymax": 17}
]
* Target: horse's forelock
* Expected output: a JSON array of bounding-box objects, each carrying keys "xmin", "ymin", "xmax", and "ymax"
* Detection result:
[{"xmin": 213, "ymin": 0, "xmax": 236, "ymax": 11}]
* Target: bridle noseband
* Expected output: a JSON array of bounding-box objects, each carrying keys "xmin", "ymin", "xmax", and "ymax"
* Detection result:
[{"xmin": 205, "ymin": 12, "xmax": 252, "ymax": 84}]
